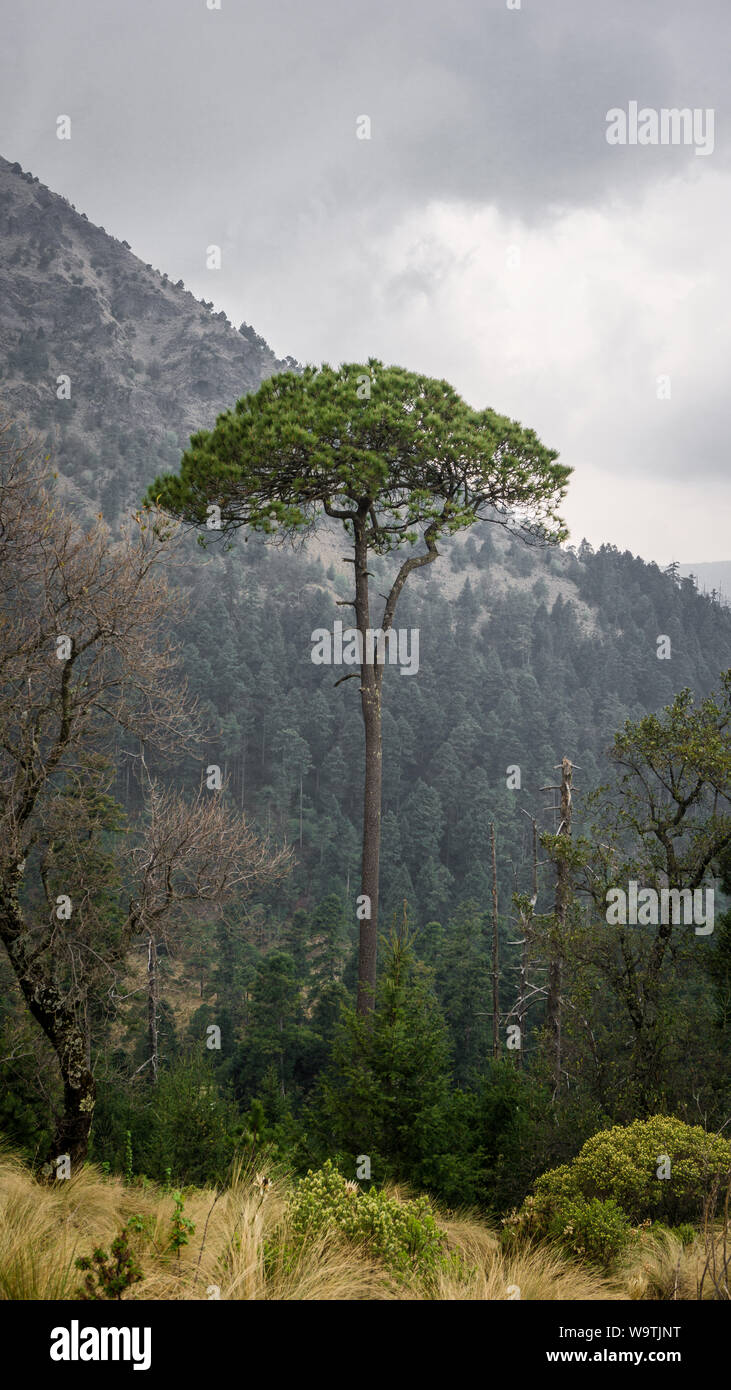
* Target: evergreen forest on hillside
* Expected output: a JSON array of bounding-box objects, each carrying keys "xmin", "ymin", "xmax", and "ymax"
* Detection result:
[{"xmin": 1, "ymin": 397, "xmax": 730, "ymax": 1303}]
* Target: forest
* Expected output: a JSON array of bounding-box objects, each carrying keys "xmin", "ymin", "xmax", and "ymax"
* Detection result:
[{"xmin": 0, "ymin": 354, "xmax": 730, "ymax": 1305}]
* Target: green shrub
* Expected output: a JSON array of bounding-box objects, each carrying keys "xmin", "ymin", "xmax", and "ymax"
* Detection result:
[
  {"xmin": 274, "ymin": 1160, "xmax": 459, "ymax": 1283},
  {"xmin": 648, "ymin": 1220, "xmax": 696, "ymax": 1247},
  {"xmin": 129, "ymin": 1057, "xmax": 241, "ymax": 1186},
  {"xmin": 534, "ymin": 1116, "xmax": 730, "ymax": 1225},
  {"xmin": 75, "ymin": 1229, "xmax": 143, "ymax": 1300},
  {"xmin": 502, "ymin": 1117, "xmax": 729, "ymax": 1268},
  {"xmin": 168, "ymin": 1191, "xmax": 195, "ymax": 1257},
  {"xmin": 547, "ymin": 1196, "xmax": 631, "ymax": 1266},
  {"xmin": 672, "ymin": 1222, "xmax": 697, "ymax": 1248},
  {"xmin": 502, "ymin": 1193, "xmax": 631, "ymax": 1268}
]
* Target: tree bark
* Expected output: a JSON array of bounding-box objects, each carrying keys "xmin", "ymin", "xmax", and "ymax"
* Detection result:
[
  {"xmin": 147, "ymin": 931, "xmax": 160, "ymax": 1084},
  {"xmin": 0, "ymin": 867, "xmax": 94, "ymax": 1169},
  {"xmin": 547, "ymin": 756, "xmax": 573, "ymax": 1097},
  {"xmin": 351, "ymin": 512, "xmax": 440, "ymax": 1015},
  {"xmin": 517, "ymin": 815, "xmax": 538, "ymax": 1068},
  {"xmin": 354, "ymin": 511, "xmax": 381, "ymax": 1014},
  {"xmin": 490, "ymin": 822, "xmax": 500, "ymax": 1058}
]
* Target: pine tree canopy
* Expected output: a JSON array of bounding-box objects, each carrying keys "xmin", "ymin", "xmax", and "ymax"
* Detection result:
[{"xmin": 145, "ymin": 360, "xmax": 571, "ymax": 551}]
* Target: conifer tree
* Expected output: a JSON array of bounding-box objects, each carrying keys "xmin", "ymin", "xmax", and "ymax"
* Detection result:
[
  {"xmin": 146, "ymin": 361, "xmax": 570, "ymax": 1012},
  {"xmin": 312, "ymin": 929, "xmax": 451, "ymax": 1181}
]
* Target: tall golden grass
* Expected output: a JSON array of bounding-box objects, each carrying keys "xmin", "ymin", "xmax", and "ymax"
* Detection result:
[{"xmin": 0, "ymin": 1148, "xmax": 722, "ymax": 1301}]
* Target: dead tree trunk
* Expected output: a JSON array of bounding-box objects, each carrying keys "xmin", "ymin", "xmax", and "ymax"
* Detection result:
[
  {"xmin": 516, "ymin": 813, "xmax": 538, "ymax": 1068},
  {"xmin": 147, "ymin": 931, "xmax": 160, "ymax": 1084},
  {"xmin": 546, "ymin": 757, "xmax": 573, "ymax": 1097},
  {"xmin": 491, "ymin": 822, "xmax": 500, "ymax": 1058}
]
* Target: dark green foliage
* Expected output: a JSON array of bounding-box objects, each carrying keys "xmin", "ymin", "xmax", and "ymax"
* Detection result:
[
  {"xmin": 427, "ymin": 1063, "xmax": 609, "ymax": 1214},
  {"xmin": 308, "ymin": 932, "xmax": 451, "ymax": 1185},
  {"xmin": 705, "ymin": 845, "xmax": 731, "ymax": 1033},
  {"xmin": 432, "ymin": 900, "xmax": 491, "ymax": 1084},
  {"xmin": 224, "ymin": 951, "xmax": 324, "ymax": 1104},
  {"xmin": 502, "ymin": 1193, "xmax": 632, "ymax": 1269},
  {"xmin": 135, "ymin": 1059, "xmax": 241, "ymax": 1186},
  {"xmin": 90, "ymin": 1056, "xmax": 242, "ymax": 1187},
  {"xmin": 146, "ymin": 360, "xmax": 570, "ymax": 549},
  {"xmin": 75, "ymin": 1229, "xmax": 144, "ymax": 1300},
  {"xmin": 168, "ymin": 1192, "xmax": 195, "ymax": 1256}
]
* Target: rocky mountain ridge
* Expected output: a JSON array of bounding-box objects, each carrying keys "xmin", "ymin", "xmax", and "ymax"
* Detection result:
[{"xmin": 0, "ymin": 153, "xmax": 297, "ymax": 520}]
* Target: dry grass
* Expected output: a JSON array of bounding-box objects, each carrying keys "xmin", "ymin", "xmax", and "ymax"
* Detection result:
[
  {"xmin": 621, "ymin": 1227, "xmax": 729, "ymax": 1301},
  {"xmin": 428, "ymin": 1213, "xmax": 622, "ymax": 1301},
  {"xmin": 0, "ymin": 1149, "xmax": 717, "ymax": 1301},
  {"xmin": 0, "ymin": 1151, "xmax": 403, "ymax": 1301}
]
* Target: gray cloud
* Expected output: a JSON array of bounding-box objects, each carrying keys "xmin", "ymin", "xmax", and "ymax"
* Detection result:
[{"xmin": 4, "ymin": 1, "xmax": 727, "ymax": 226}]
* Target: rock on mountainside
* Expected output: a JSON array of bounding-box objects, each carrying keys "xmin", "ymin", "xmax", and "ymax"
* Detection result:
[{"xmin": 0, "ymin": 154, "xmax": 298, "ymax": 520}]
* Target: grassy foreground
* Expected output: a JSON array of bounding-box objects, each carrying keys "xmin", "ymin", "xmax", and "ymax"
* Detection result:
[{"xmin": 0, "ymin": 1150, "xmax": 723, "ymax": 1301}]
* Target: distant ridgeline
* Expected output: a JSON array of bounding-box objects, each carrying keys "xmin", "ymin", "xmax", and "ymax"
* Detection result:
[
  {"xmin": 678, "ymin": 561, "xmax": 731, "ymax": 607},
  {"xmin": 1, "ymin": 153, "xmax": 730, "ymax": 933}
]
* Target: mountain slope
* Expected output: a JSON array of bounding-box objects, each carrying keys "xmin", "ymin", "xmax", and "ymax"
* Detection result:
[{"xmin": 0, "ymin": 154, "xmax": 298, "ymax": 520}]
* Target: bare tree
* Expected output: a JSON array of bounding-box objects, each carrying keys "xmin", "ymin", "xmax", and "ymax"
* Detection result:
[
  {"xmin": 125, "ymin": 778, "xmax": 290, "ymax": 1082},
  {"xmin": 0, "ymin": 423, "xmax": 290, "ymax": 1166},
  {"xmin": 514, "ymin": 812, "xmax": 538, "ymax": 1068},
  {"xmin": 543, "ymin": 757, "xmax": 574, "ymax": 1098},
  {"xmin": 698, "ymin": 1171, "xmax": 731, "ymax": 1301}
]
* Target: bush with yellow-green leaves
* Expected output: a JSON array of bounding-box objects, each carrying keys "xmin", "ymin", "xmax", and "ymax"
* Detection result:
[
  {"xmin": 269, "ymin": 1160, "xmax": 465, "ymax": 1284},
  {"xmin": 502, "ymin": 1193, "xmax": 632, "ymax": 1268},
  {"xmin": 502, "ymin": 1116, "xmax": 730, "ymax": 1269},
  {"xmin": 534, "ymin": 1116, "xmax": 730, "ymax": 1224}
]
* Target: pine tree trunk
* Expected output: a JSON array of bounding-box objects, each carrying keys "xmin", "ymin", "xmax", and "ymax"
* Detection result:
[
  {"xmin": 350, "ymin": 512, "xmax": 439, "ymax": 1014},
  {"xmin": 355, "ymin": 513, "xmax": 381, "ymax": 1014}
]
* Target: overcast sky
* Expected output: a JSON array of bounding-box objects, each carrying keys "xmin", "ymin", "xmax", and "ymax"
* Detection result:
[{"xmin": 2, "ymin": 0, "xmax": 729, "ymax": 563}]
